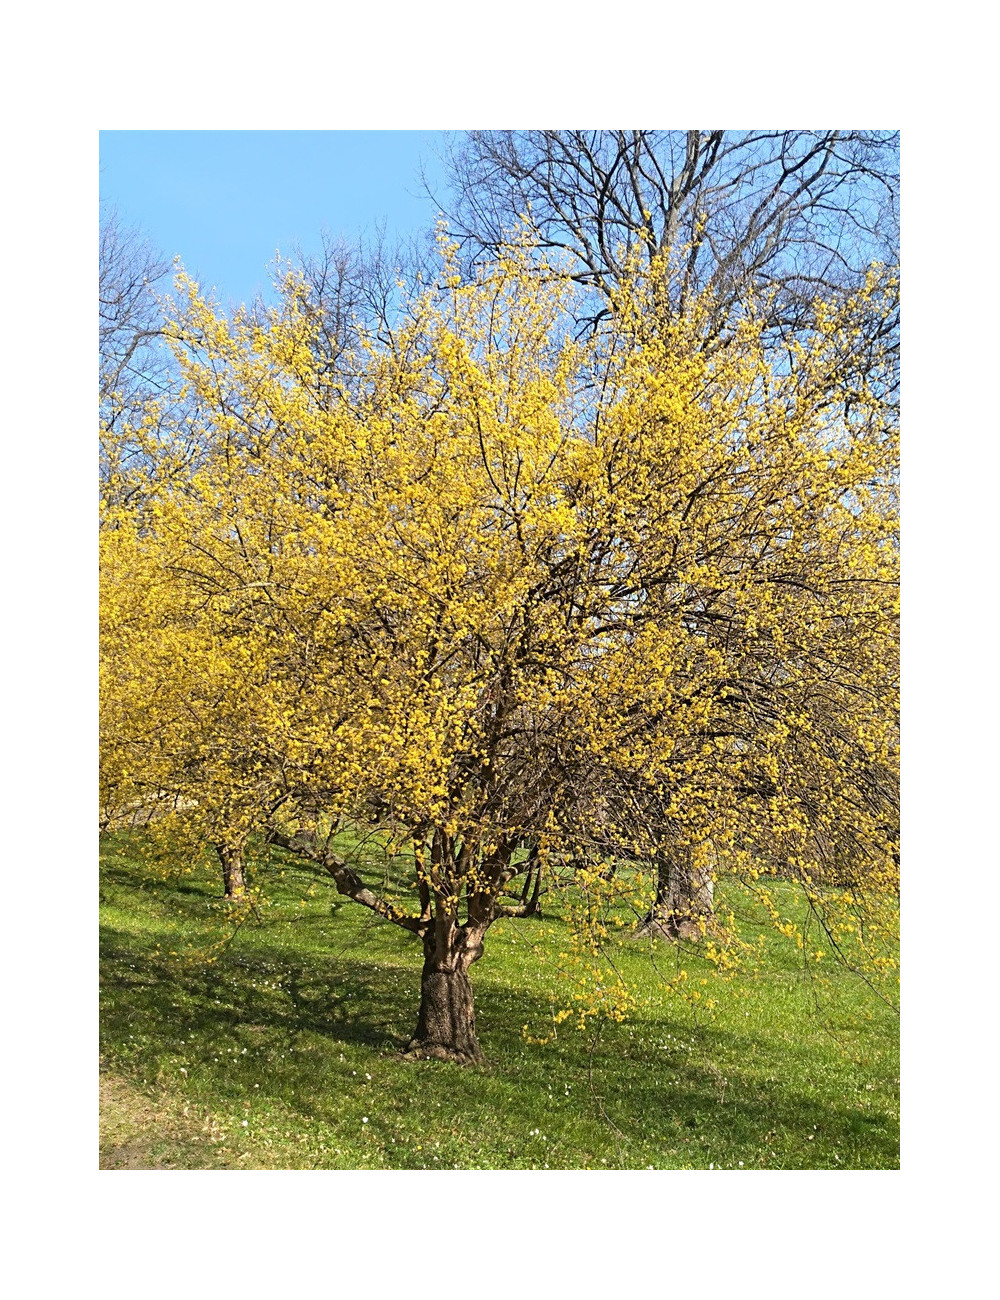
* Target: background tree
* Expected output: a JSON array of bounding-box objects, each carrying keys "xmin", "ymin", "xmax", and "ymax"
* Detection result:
[
  {"xmin": 99, "ymin": 210, "xmax": 175, "ymax": 502},
  {"xmin": 99, "ymin": 503, "xmax": 290, "ymax": 900},
  {"xmin": 439, "ymin": 130, "xmax": 898, "ymax": 376}
]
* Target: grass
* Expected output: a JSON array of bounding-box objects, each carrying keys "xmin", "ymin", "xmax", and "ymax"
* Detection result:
[{"xmin": 99, "ymin": 834, "xmax": 899, "ymax": 1170}]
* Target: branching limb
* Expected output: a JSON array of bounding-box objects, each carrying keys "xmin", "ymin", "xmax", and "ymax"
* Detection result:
[{"xmin": 267, "ymin": 828, "xmax": 428, "ymax": 935}]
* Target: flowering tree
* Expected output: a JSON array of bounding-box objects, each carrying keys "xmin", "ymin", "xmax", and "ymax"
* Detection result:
[{"xmin": 100, "ymin": 240, "xmax": 898, "ymax": 1063}]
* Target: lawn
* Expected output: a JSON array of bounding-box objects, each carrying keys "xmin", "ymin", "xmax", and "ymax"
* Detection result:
[{"xmin": 99, "ymin": 834, "xmax": 899, "ymax": 1170}]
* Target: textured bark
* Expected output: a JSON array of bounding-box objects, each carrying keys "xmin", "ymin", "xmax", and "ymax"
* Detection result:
[
  {"xmin": 215, "ymin": 842, "xmax": 247, "ymax": 901},
  {"xmin": 633, "ymin": 845, "xmax": 714, "ymax": 940},
  {"xmin": 404, "ymin": 924, "xmax": 485, "ymax": 1065}
]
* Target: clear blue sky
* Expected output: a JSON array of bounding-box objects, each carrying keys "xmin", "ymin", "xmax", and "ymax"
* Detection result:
[{"xmin": 99, "ymin": 131, "xmax": 452, "ymax": 309}]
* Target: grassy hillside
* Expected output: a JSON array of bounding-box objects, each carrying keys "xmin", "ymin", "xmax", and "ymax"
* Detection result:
[{"xmin": 99, "ymin": 835, "xmax": 899, "ymax": 1170}]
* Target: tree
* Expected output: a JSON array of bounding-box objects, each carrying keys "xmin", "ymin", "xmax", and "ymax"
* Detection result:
[
  {"xmin": 286, "ymin": 225, "xmax": 434, "ymax": 387},
  {"xmin": 100, "ymin": 211, "xmax": 169, "ymax": 409},
  {"xmin": 100, "ymin": 238, "xmax": 899, "ymax": 1063},
  {"xmin": 99, "ymin": 505, "xmax": 288, "ymax": 900},
  {"xmin": 438, "ymin": 130, "xmax": 900, "ymax": 932},
  {"xmin": 99, "ymin": 210, "xmax": 176, "ymax": 501},
  {"xmin": 439, "ymin": 131, "xmax": 898, "ymax": 380}
]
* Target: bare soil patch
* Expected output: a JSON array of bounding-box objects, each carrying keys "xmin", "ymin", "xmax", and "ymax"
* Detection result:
[{"xmin": 99, "ymin": 1069, "xmax": 235, "ymax": 1170}]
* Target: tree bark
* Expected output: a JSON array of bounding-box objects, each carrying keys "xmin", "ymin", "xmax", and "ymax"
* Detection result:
[
  {"xmin": 633, "ymin": 845, "xmax": 714, "ymax": 940},
  {"xmin": 404, "ymin": 922, "xmax": 485, "ymax": 1065},
  {"xmin": 215, "ymin": 842, "xmax": 247, "ymax": 901}
]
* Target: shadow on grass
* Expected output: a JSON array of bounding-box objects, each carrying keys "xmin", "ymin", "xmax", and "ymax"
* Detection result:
[
  {"xmin": 101, "ymin": 919, "xmax": 897, "ymax": 1168},
  {"xmin": 586, "ymin": 1019, "xmax": 896, "ymax": 1166},
  {"xmin": 100, "ymin": 931, "xmax": 414, "ymax": 1053},
  {"xmin": 99, "ymin": 836, "xmax": 898, "ymax": 1167}
]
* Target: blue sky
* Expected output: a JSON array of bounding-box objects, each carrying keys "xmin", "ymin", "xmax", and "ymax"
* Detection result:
[{"xmin": 99, "ymin": 131, "xmax": 452, "ymax": 309}]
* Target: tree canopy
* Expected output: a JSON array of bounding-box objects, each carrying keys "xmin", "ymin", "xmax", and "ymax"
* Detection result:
[{"xmin": 100, "ymin": 232, "xmax": 899, "ymax": 1063}]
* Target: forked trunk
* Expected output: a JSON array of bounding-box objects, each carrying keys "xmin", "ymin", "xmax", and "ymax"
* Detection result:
[
  {"xmin": 634, "ymin": 845, "xmax": 714, "ymax": 940},
  {"xmin": 215, "ymin": 842, "xmax": 247, "ymax": 901},
  {"xmin": 405, "ymin": 924, "xmax": 485, "ymax": 1065}
]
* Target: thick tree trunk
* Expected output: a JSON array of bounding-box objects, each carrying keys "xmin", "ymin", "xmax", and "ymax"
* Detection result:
[
  {"xmin": 633, "ymin": 845, "xmax": 714, "ymax": 940},
  {"xmin": 215, "ymin": 842, "xmax": 247, "ymax": 901},
  {"xmin": 404, "ymin": 924, "xmax": 485, "ymax": 1065}
]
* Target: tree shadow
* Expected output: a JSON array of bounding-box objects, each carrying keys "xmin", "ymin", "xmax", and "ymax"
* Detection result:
[{"xmin": 100, "ymin": 902, "xmax": 897, "ymax": 1168}]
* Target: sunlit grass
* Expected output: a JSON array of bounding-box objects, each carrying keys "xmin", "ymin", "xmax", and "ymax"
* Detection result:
[{"xmin": 99, "ymin": 834, "xmax": 898, "ymax": 1170}]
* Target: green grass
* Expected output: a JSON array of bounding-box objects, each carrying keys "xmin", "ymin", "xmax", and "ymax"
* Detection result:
[{"xmin": 99, "ymin": 835, "xmax": 899, "ymax": 1170}]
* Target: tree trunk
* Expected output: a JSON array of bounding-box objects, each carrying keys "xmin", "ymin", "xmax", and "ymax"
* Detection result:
[
  {"xmin": 633, "ymin": 845, "xmax": 714, "ymax": 940},
  {"xmin": 519, "ymin": 858, "xmax": 542, "ymax": 917},
  {"xmin": 215, "ymin": 842, "xmax": 247, "ymax": 901},
  {"xmin": 404, "ymin": 923, "xmax": 485, "ymax": 1065}
]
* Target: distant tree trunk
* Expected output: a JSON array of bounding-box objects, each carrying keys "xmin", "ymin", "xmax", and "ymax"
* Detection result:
[
  {"xmin": 633, "ymin": 845, "xmax": 714, "ymax": 940},
  {"xmin": 525, "ymin": 866, "xmax": 542, "ymax": 917},
  {"xmin": 215, "ymin": 841, "xmax": 247, "ymax": 901},
  {"xmin": 405, "ymin": 919, "xmax": 485, "ymax": 1065},
  {"xmin": 519, "ymin": 851, "xmax": 542, "ymax": 917}
]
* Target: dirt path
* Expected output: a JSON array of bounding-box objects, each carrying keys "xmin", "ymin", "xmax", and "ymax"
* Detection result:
[{"xmin": 99, "ymin": 1070, "xmax": 236, "ymax": 1170}]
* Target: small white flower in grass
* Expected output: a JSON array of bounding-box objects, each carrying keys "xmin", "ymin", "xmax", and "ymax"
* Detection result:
[
  {"xmin": 362, "ymin": 1117, "xmax": 369, "ymax": 1124},
  {"xmin": 241, "ymin": 1120, "xmax": 248, "ymax": 1127}
]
